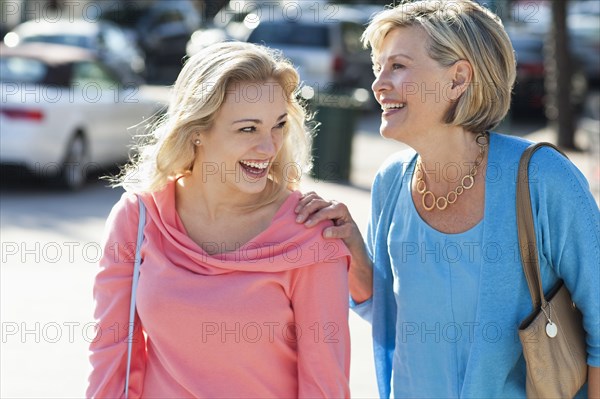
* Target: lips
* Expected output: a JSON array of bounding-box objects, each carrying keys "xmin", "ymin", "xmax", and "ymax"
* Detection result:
[
  {"xmin": 239, "ymin": 159, "xmax": 270, "ymax": 179},
  {"xmin": 381, "ymin": 102, "xmax": 406, "ymax": 111},
  {"xmin": 379, "ymin": 101, "xmax": 407, "ymax": 116}
]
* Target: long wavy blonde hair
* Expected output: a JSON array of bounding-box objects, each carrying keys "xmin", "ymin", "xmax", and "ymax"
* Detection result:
[{"xmin": 113, "ymin": 42, "xmax": 312, "ymax": 207}]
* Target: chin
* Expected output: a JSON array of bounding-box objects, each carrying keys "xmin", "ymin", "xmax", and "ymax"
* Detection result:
[
  {"xmin": 237, "ymin": 179, "xmax": 269, "ymax": 195},
  {"xmin": 380, "ymin": 123, "xmax": 404, "ymax": 142}
]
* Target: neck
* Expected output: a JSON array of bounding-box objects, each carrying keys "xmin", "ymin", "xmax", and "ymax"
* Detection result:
[
  {"xmin": 177, "ymin": 171, "xmax": 266, "ymax": 222},
  {"xmin": 413, "ymin": 127, "xmax": 484, "ymax": 189}
]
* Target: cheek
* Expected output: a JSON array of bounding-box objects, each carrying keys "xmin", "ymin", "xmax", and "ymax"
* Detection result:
[{"xmin": 274, "ymin": 132, "xmax": 285, "ymax": 151}]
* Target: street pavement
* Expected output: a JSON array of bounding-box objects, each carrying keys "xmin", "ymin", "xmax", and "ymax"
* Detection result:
[{"xmin": 1, "ymin": 108, "xmax": 598, "ymax": 398}]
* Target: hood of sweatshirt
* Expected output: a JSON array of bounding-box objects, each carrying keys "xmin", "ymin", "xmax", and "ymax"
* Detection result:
[{"xmin": 138, "ymin": 180, "xmax": 350, "ymax": 276}]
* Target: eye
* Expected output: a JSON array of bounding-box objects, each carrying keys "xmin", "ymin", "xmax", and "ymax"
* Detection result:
[
  {"xmin": 274, "ymin": 120, "xmax": 287, "ymax": 129},
  {"xmin": 392, "ymin": 63, "xmax": 405, "ymax": 70},
  {"xmin": 239, "ymin": 126, "xmax": 257, "ymax": 133}
]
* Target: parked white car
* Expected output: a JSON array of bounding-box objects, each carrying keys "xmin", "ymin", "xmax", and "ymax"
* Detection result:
[{"xmin": 0, "ymin": 43, "xmax": 165, "ymax": 189}]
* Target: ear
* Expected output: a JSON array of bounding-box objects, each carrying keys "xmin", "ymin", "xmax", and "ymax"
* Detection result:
[{"xmin": 448, "ymin": 60, "xmax": 473, "ymax": 101}]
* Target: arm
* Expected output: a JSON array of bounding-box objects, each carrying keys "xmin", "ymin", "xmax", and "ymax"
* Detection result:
[
  {"xmin": 532, "ymin": 149, "xmax": 600, "ymax": 373},
  {"xmin": 87, "ymin": 194, "xmax": 146, "ymax": 398},
  {"xmin": 290, "ymin": 258, "xmax": 351, "ymax": 398},
  {"xmin": 295, "ymin": 193, "xmax": 373, "ymax": 303},
  {"xmin": 590, "ymin": 367, "xmax": 600, "ymax": 399}
]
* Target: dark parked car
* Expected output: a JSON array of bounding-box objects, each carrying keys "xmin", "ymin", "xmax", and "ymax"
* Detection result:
[
  {"xmin": 101, "ymin": 0, "xmax": 202, "ymax": 84},
  {"xmin": 186, "ymin": 2, "xmax": 258, "ymax": 56},
  {"xmin": 4, "ymin": 19, "xmax": 145, "ymax": 85},
  {"xmin": 507, "ymin": 27, "xmax": 588, "ymax": 114},
  {"xmin": 246, "ymin": 6, "xmax": 372, "ymax": 93},
  {"xmin": 568, "ymin": 13, "xmax": 600, "ymax": 85},
  {"xmin": 509, "ymin": 33, "xmax": 546, "ymax": 112}
]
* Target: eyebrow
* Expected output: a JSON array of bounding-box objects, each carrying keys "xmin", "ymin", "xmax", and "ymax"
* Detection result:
[
  {"xmin": 373, "ymin": 53, "xmax": 414, "ymax": 63},
  {"xmin": 232, "ymin": 113, "xmax": 288, "ymax": 125}
]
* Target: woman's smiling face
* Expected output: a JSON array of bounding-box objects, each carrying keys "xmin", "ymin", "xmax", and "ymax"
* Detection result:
[
  {"xmin": 195, "ymin": 80, "xmax": 288, "ymax": 195},
  {"xmin": 371, "ymin": 26, "xmax": 457, "ymax": 143}
]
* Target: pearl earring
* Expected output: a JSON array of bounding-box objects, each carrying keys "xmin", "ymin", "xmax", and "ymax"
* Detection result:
[{"xmin": 193, "ymin": 138, "xmax": 201, "ymax": 145}]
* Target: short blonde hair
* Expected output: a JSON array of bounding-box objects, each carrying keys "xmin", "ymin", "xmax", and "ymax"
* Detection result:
[
  {"xmin": 114, "ymin": 42, "xmax": 312, "ymax": 205},
  {"xmin": 363, "ymin": 0, "xmax": 516, "ymax": 133}
]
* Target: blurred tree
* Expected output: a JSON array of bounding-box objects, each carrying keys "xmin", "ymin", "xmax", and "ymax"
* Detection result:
[{"xmin": 545, "ymin": 0, "xmax": 577, "ymax": 149}]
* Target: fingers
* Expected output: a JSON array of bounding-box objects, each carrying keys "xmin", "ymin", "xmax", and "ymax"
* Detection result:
[
  {"xmin": 295, "ymin": 192, "xmax": 319, "ymax": 213},
  {"xmin": 304, "ymin": 202, "xmax": 351, "ymax": 227},
  {"xmin": 323, "ymin": 223, "xmax": 354, "ymax": 239},
  {"xmin": 295, "ymin": 193, "xmax": 333, "ymax": 223}
]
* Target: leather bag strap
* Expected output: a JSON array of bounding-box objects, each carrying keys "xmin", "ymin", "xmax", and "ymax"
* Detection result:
[
  {"xmin": 124, "ymin": 198, "xmax": 146, "ymax": 398},
  {"xmin": 516, "ymin": 142, "xmax": 566, "ymax": 310}
]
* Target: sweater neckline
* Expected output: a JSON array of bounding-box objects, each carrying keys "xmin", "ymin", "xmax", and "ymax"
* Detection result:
[
  {"xmin": 170, "ymin": 183, "xmax": 299, "ymax": 256},
  {"xmin": 142, "ymin": 180, "xmax": 344, "ymax": 274},
  {"xmin": 403, "ymin": 156, "xmax": 485, "ymax": 237}
]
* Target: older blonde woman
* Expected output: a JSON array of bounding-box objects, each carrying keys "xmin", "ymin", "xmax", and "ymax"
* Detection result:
[
  {"xmin": 296, "ymin": 0, "xmax": 599, "ymax": 398},
  {"xmin": 87, "ymin": 42, "xmax": 351, "ymax": 398}
]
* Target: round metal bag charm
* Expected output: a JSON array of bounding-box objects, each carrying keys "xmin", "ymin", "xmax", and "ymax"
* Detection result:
[{"xmin": 546, "ymin": 322, "xmax": 558, "ymax": 338}]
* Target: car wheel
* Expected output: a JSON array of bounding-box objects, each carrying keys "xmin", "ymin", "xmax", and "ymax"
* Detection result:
[{"xmin": 59, "ymin": 134, "xmax": 88, "ymax": 190}]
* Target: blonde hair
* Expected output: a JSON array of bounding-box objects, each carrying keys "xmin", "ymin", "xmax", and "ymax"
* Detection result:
[
  {"xmin": 113, "ymin": 42, "xmax": 312, "ymax": 205},
  {"xmin": 363, "ymin": 0, "xmax": 516, "ymax": 132}
]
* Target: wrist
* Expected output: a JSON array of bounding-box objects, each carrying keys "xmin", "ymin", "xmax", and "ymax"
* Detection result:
[{"xmin": 342, "ymin": 223, "xmax": 363, "ymax": 249}]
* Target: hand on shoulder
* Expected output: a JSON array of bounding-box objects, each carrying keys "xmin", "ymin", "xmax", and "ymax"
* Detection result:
[{"xmin": 294, "ymin": 191, "xmax": 364, "ymax": 250}]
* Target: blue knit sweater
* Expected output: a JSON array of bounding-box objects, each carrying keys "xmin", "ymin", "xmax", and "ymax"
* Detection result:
[{"xmin": 351, "ymin": 132, "xmax": 600, "ymax": 398}]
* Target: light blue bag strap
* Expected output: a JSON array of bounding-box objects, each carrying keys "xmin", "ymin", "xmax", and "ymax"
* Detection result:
[{"xmin": 124, "ymin": 198, "xmax": 146, "ymax": 398}]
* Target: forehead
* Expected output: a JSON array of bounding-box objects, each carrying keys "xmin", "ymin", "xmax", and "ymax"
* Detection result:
[
  {"xmin": 372, "ymin": 26, "xmax": 429, "ymax": 63},
  {"xmin": 222, "ymin": 81, "xmax": 287, "ymax": 109}
]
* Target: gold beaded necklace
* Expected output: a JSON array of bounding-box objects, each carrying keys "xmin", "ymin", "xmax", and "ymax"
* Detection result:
[{"xmin": 416, "ymin": 132, "xmax": 489, "ymax": 211}]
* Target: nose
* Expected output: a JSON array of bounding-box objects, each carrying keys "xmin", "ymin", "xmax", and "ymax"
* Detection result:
[
  {"xmin": 372, "ymin": 70, "xmax": 391, "ymax": 96},
  {"xmin": 256, "ymin": 132, "xmax": 278, "ymax": 157}
]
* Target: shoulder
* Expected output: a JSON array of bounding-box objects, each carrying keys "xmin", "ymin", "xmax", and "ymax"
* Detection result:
[
  {"xmin": 528, "ymin": 145, "xmax": 594, "ymax": 211},
  {"xmin": 487, "ymin": 132, "xmax": 579, "ymax": 182},
  {"xmin": 497, "ymin": 136, "xmax": 599, "ymax": 233},
  {"xmin": 507, "ymin": 136, "xmax": 591, "ymax": 195},
  {"xmin": 284, "ymin": 190, "xmax": 334, "ymax": 230},
  {"xmin": 103, "ymin": 191, "xmax": 143, "ymax": 239},
  {"xmin": 373, "ymin": 149, "xmax": 417, "ymax": 190},
  {"xmin": 376, "ymin": 148, "xmax": 417, "ymax": 177},
  {"xmin": 108, "ymin": 191, "xmax": 139, "ymax": 220},
  {"xmin": 278, "ymin": 191, "xmax": 351, "ymax": 264},
  {"xmin": 490, "ymin": 131, "xmax": 532, "ymax": 150}
]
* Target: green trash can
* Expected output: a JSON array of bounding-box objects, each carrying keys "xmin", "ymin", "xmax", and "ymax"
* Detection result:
[{"xmin": 302, "ymin": 87, "xmax": 370, "ymax": 182}]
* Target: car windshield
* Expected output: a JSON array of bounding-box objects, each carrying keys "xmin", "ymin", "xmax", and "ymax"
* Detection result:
[
  {"xmin": 21, "ymin": 34, "xmax": 92, "ymax": 49},
  {"xmin": 248, "ymin": 22, "xmax": 329, "ymax": 47},
  {"xmin": 0, "ymin": 56, "xmax": 48, "ymax": 83}
]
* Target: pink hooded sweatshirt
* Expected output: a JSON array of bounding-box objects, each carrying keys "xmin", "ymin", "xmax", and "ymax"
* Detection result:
[{"xmin": 87, "ymin": 180, "xmax": 351, "ymax": 398}]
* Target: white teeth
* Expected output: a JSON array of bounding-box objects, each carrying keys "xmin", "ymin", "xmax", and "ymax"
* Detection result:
[
  {"xmin": 240, "ymin": 160, "xmax": 269, "ymax": 169},
  {"xmin": 381, "ymin": 103, "xmax": 406, "ymax": 110}
]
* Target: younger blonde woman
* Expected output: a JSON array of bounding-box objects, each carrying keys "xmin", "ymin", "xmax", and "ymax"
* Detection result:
[{"xmin": 87, "ymin": 42, "xmax": 351, "ymax": 398}]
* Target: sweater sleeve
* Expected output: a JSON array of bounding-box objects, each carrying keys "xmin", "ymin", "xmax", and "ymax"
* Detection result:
[
  {"xmin": 531, "ymin": 148, "xmax": 600, "ymax": 367},
  {"xmin": 86, "ymin": 193, "xmax": 146, "ymax": 398},
  {"xmin": 351, "ymin": 151, "xmax": 414, "ymax": 323},
  {"xmin": 348, "ymin": 169, "xmax": 382, "ymax": 322},
  {"xmin": 290, "ymin": 254, "xmax": 351, "ymax": 398}
]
